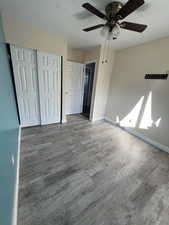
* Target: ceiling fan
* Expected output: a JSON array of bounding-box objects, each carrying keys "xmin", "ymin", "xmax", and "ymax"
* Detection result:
[{"xmin": 82, "ymin": 0, "xmax": 147, "ymax": 40}]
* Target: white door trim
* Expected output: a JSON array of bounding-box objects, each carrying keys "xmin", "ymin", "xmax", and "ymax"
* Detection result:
[
  {"xmin": 83, "ymin": 60, "xmax": 97, "ymax": 121},
  {"xmin": 12, "ymin": 126, "xmax": 21, "ymax": 225}
]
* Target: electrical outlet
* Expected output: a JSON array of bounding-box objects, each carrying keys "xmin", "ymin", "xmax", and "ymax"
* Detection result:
[{"xmin": 11, "ymin": 154, "xmax": 15, "ymax": 166}]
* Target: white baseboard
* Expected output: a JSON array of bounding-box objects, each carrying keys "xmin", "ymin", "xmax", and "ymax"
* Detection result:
[
  {"xmin": 104, "ymin": 116, "xmax": 169, "ymax": 154},
  {"xmin": 125, "ymin": 127, "xmax": 169, "ymax": 154},
  {"xmin": 104, "ymin": 116, "xmax": 117, "ymax": 125},
  {"xmin": 62, "ymin": 119, "xmax": 67, "ymax": 123},
  {"xmin": 12, "ymin": 126, "xmax": 21, "ymax": 225},
  {"xmin": 91, "ymin": 116, "xmax": 105, "ymax": 122}
]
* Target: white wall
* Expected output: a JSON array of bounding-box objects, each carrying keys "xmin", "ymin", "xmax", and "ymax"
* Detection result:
[
  {"xmin": 67, "ymin": 46, "xmax": 101, "ymax": 63},
  {"xmin": 2, "ymin": 15, "xmax": 67, "ymax": 56},
  {"xmin": 106, "ymin": 36, "xmax": 169, "ymax": 147},
  {"xmin": 67, "ymin": 48, "xmax": 84, "ymax": 63},
  {"xmin": 84, "ymin": 46, "xmax": 100, "ymax": 62},
  {"xmin": 91, "ymin": 45, "xmax": 115, "ymax": 121}
]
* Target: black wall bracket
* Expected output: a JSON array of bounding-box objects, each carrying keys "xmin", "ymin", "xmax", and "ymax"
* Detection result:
[{"xmin": 145, "ymin": 74, "xmax": 168, "ymax": 80}]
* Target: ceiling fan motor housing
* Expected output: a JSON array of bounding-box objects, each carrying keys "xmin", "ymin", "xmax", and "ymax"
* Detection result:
[{"xmin": 105, "ymin": 1, "xmax": 123, "ymax": 19}]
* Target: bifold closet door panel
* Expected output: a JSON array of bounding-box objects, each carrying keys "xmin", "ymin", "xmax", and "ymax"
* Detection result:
[
  {"xmin": 10, "ymin": 45, "xmax": 40, "ymax": 127},
  {"xmin": 37, "ymin": 51, "xmax": 61, "ymax": 125},
  {"xmin": 66, "ymin": 61, "xmax": 84, "ymax": 115}
]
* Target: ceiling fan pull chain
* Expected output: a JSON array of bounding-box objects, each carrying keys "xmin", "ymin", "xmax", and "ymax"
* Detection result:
[
  {"xmin": 105, "ymin": 39, "xmax": 111, "ymax": 63},
  {"xmin": 107, "ymin": 40, "xmax": 111, "ymax": 63},
  {"xmin": 108, "ymin": 40, "xmax": 112, "ymax": 63},
  {"xmin": 105, "ymin": 40, "xmax": 109, "ymax": 63},
  {"xmin": 106, "ymin": 40, "xmax": 111, "ymax": 64},
  {"xmin": 102, "ymin": 38, "xmax": 107, "ymax": 64}
]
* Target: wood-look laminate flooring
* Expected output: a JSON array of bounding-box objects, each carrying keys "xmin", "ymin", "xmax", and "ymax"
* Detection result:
[{"xmin": 18, "ymin": 114, "xmax": 169, "ymax": 225}]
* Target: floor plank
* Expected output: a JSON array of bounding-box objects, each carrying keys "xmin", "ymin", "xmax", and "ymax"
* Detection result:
[{"xmin": 18, "ymin": 114, "xmax": 169, "ymax": 225}]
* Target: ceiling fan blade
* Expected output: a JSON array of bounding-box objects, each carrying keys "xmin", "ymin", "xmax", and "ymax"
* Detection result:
[
  {"xmin": 116, "ymin": 0, "xmax": 144, "ymax": 19},
  {"xmin": 82, "ymin": 3, "xmax": 106, "ymax": 19},
  {"xmin": 120, "ymin": 22, "xmax": 147, "ymax": 32},
  {"xmin": 83, "ymin": 24, "xmax": 104, "ymax": 32}
]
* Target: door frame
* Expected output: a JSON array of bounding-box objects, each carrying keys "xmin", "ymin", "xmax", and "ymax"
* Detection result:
[
  {"xmin": 65, "ymin": 61, "xmax": 85, "ymax": 116},
  {"xmin": 60, "ymin": 56, "xmax": 63, "ymax": 123},
  {"xmin": 83, "ymin": 59, "xmax": 97, "ymax": 121},
  {"xmin": 7, "ymin": 44, "xmax": 21, "ymax": 124}
]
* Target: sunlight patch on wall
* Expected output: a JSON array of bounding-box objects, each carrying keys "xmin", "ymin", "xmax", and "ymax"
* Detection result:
[
  {"xmin": 119, "ymin": 96, "xmax": 144, "ymax": 128},
  {"xmin": 139, "ymin": 92, "xmax": 153, "ymax": 129},
  {"xmin": 115, "ymin": 91, "xmax": 162, "ymax": 130},
  {"xmin": 116, "ymin": 115, "xmax": 120, "ymax": 123},
  {"xmin": 155, "ymin": 118, "xmax": 161, "ymax": 127}
]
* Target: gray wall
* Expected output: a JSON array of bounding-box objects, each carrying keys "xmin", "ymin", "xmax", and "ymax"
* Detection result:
[
  {"xmin": 0, "ymin": 15, "xmax": 19, "ymax": 225},
  {"xmin": 106, "ymin": 37, "xmax": 169, "ymax": 147}
]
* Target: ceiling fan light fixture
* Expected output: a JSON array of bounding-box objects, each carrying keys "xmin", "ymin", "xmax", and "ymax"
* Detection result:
[
  {"xmin": 101, "ymin": 24, "xmax": 120, "ymax": 40},
  {"xmin": 100, "ymin": 25, "xmax": 109, "ymax": 37},
  {"xmin": 109, "ymin": 23, "xmax": 120, "ymax": 40}
]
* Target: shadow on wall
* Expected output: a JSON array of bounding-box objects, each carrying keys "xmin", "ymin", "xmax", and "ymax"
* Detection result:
[{"xmin": 115, "ymin": 91, "xmax": 161, "ymax": 130}]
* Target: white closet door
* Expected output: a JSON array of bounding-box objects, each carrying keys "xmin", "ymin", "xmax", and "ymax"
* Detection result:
[
  {"xmin": 66, "ymin": 61, "xmax": 84, "ymax": 115},
  {"xmin": 37, "ymin": 51, "xmax": 61, "ymax": 125},
  {"xmin": 10, "ymin": 45, "xmax": 40, "ymax": 127}
]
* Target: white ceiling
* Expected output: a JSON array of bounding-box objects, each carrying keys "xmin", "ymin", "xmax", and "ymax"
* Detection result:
[{"xmin": 0, "ymin": 0, "xmax": 169, "ymax": 50}]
